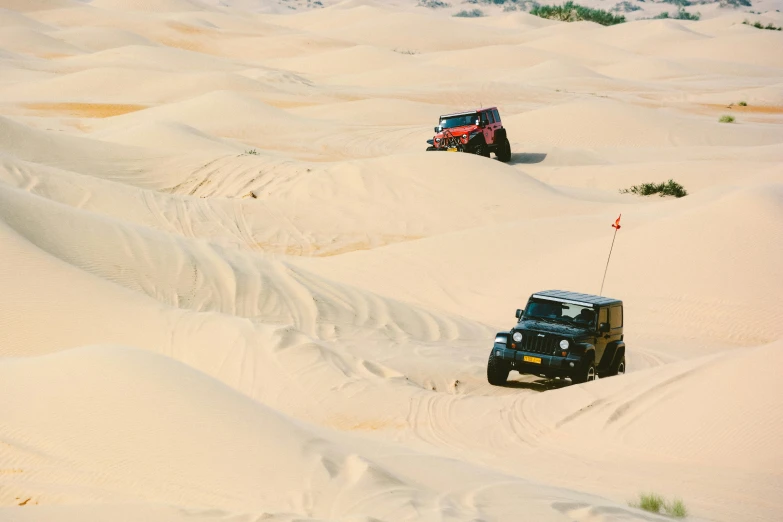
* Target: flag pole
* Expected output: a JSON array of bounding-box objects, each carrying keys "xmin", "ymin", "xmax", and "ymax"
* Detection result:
[{"xmin": 600, "ymin": 214, "xmax": 622, "ymax": 296}]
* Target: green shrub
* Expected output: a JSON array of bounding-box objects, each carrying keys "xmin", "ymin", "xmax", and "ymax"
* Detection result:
[
  {"xmin": 638, "ymin": 493, "xmax": 665, "ymax": 513},
  {"xmin": 613, "ymin": 1, "xmax": 641, "ymax": 11},
  {"xmin": 674, "ymin": 7, "xmax": 700, "ymax": 19},
  {"xmin": 631, "ymin": 493, "xmax": 688, "ymax": 517},
  {"xmin": 652, "ymin": 7, "xmax": 699, "ymax": 19},
  {"xmin": 621, "ymin": 180, "xmax": 688, "ymax": 198},
  {"xmin": 719, "ymin": 114, "xmax": 735, "ymax": 123},
  {"xmin": 454, "ymin": 8, "xmax": 485, "ymax": 16},
  {"xmin": 742, "ymin": 19, "xmax": 782, "ymax": 30},
  {"xmin": 530, "ymin": 1, "xmax": 626, "ymax": 25},
  {"xmin": 665, "ymin": 498, "xmax": 688, "ymax": 518},
  {"xmin": 738, "ymin": 101, "xmax": 747, "ymax": 106},
  {"xmin": 417, "ymin": 0, "xmax": 450, "ymax": 7}
]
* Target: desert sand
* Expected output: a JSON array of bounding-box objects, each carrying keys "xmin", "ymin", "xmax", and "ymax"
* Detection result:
[{"xmin": 1, "ymin": 1, "xmax": 782, "ymax": 521}]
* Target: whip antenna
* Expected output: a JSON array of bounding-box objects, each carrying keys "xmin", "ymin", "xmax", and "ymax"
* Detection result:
[{"xmin": 600, "ymin": 214, "xmax": 622, "ymax": 296}]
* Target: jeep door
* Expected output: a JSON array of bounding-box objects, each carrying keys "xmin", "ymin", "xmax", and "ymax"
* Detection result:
[
  {"xmin": 480, "ymin": 110, "xmax": 494, "ymax": 145},
  {"xmin": 608, "ymin": 304, "xmax": 623, "ymax": 347},
  {"xmin": 596, "ymin": 305, "xmax": 623, "ymax": 366},
  {"xmin": 488, "ymin": 109, "xmax": 504, "ymax": 145},
  {"xmin": 594, "ymin": 307, "xmax": 609, "ymax": 363}
]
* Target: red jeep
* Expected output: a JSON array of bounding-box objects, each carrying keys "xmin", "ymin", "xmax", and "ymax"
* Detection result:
[{"xmin": 426, "ymin": 107, "xmax": 511, "ymax": 162}]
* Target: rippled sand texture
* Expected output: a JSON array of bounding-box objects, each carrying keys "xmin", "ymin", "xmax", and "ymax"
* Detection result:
[{"xmin": 1, "ymin": 1, "xmax": 782, "ymax": 522}]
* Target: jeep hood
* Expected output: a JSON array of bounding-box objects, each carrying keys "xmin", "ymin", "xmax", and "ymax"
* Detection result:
[
  {"xmin": 513, "ymin": 319, "xmax": 590, "ymax": 338},
  {"xmin": 434, "ymin": 124, "xmax": 479, "ymax": 138}
]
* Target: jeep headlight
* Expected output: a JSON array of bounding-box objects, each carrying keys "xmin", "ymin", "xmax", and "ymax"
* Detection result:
[
  {"xmin": 559, "ymin": 340, "xmax": 570, "ymax": 350},
  {"xmin": 512, "ymin": 332, "xmax": 523, "ymax": 342}
]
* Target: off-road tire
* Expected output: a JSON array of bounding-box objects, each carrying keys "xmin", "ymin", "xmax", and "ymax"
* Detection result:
[
  {"xmin": 426, "ymin": 146, "xmax": 437, "ymax": 151},
  {"xmin": 472, "ymin": 143, "xmax": 489, "ymax": 157},
  {"xmin": 487, "ymin": 351, "xmax": 509, "ymax": 386},
  {"xmin": 496, "ymin": 138, "xmax": 511, "ymax": 162},
  {"xmin": 607, "ymin": 354, "xmax": 626, "ymax": 377},
  {"xmin": 572, "ymin": 357, "xmax": 596, "ymax": 384}
]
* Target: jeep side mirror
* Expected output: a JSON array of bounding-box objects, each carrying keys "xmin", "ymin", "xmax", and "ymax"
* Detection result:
[
  {"xmin": 599, "ymin": 322, "xmax": 610, "ymax": 333},
  {"xmin": 434, "ymin": 126, "xmax": 439, "ymax": 133},
  {"xmin": 515, "ymin": 309, "xmax": 523, "ymax": 319}
]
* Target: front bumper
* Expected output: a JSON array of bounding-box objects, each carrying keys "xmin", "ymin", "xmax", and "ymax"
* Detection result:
[{"xmin": 492, "ymin": 343, "xmax": 584, "ymax": 378}]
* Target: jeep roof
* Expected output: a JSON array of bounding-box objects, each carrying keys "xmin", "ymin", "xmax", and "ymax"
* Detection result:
[
  {"xmin": 439, "ymin": 107, "xmax": 498, "ymax": 118},
  {"xmin": 529, "ymin": 290, "xmax": 621, "ymax": 307}
]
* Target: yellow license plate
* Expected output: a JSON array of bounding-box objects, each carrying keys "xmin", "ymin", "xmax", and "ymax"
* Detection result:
[
  {"xmin": 446, "ymin": 147, "xmax": 458, "ymax": 152},
  {"xmin": 523, "ymin": 356, "xmax": 542, "ymax": 364}
]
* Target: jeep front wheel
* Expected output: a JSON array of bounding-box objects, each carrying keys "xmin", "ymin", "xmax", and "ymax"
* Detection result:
[
  {"xmin": 487, "ymin": 351, "xmax": 509, "ymax": 386},
  {"xmin": 572, "ymin": 358, "xmax": 596, "ymax": 384},
  {"xmin": 496, "ymin": 138, "xmax": 511, "ymax": 162},
  {"xmin": 475, "ymin": 143, "xmax": 490, "ymax": 157}
]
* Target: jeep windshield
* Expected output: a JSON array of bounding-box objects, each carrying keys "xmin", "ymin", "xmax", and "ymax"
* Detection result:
[
  {"xmin": 439, "ymin": 113, "xmax": 477, "ymax": 129},
  {"xmin": 523, "ymin": 298, "xmax": 596, "ymax": 328}
]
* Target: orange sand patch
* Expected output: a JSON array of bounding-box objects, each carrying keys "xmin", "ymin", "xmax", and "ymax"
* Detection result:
[
  {"xmin": 701, "ymin": 103, "xmax": 783, "ymax": 115},
  {"xmin": 23, "ymin": 102, "xmax": 148, "ymax": 118},
  {"xmin": 167, "ymin": 22, "xmax": 214, "ymax": 35},
  {"xmin": 157, "ymin": 38, "xmax": 208, "ymax": 52}
]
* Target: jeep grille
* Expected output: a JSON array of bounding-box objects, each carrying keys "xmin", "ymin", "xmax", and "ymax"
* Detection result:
[{"xmin": 514, "ymin": 332, "xmax": 561, "ymax": 355}]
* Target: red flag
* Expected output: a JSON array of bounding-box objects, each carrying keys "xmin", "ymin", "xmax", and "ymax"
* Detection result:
[{"xmin": 612, "ymin": 214, "xmax": 622, "ymax": 230}]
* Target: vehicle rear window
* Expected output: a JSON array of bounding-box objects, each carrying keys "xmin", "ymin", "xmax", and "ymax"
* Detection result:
[{"xmin": 610, "ymin": 306, "xmax": 623, "ymax": 329}]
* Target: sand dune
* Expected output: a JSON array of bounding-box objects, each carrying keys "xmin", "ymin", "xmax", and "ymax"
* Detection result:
[
  {"xmin": 653, "ymin": 31, "xmax": 783, "ymax": 68},
  {"xmin": 52, "ymin": 26, "xmax": 157, "ymax": 51},
  {"xmin": 0, "ymin": 7, "xmax": 55, "ymax": 31},
  {"xmin": 291, "ymin": 98, "xmax": 456, "ymax": 125},
  {"xmin": 97, "ymin": 120, "xmax": 247, "ymax": 151},
  {"xmin": 0, "ymin": 0, "xmax": 78, "ymax": 11},
  {"xmin": 94, "ymin": 90, "xmax": 324, "ymax": 145},
  {"xmin": 57, "ymin": 44, "xmax": 249, "ymax": 71},
  {"xmin": 1, "ymin": 3, "xmax": 782, "ymax": 522},
  {"xmin": 0, "ymin": 68, "xmax": 275, "ymax": 103},
  {"xmin": 597, "ymin": 56, "xmax": 700, "ymax": 80},
  {"xmin": 504, "ymin": 98, "xmax": 783, "ymax": 147},
  {"xmin": 91, "ymin": 0, "xmax": 216, "ymax": 12},
  {"xmin": 0, "ymin": 115, "xmax": 150, "ymax": 167},
  {"xmin": 0, "ymin": 26, "xmax": 85, "ymax": 57},
  {"xmin": 521, "ymin": 33, "xmax": 637, "ymax": 66},
  {"xmin": 266, "ymin": 44, "xmax": 416, "ymax": 76}
]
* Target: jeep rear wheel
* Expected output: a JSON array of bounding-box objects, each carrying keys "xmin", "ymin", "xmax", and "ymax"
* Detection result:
[
  {"xmin": 496, "ymin": 138, "xmax": 511, "ymax": 162},
  {"xmin": 487, "ymin": 351, "xmax": 509, "ymax": 386},
  {"xmin": 572, "ymin": 358, "xmax": 596, "ymax": 384},
  {"xmin": 607, "ymin": 355, "xmax": 626, "ymax": 377}
]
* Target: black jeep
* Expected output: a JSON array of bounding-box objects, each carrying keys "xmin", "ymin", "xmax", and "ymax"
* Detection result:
[{"xmin": 487, "ymin": 290, "xmax": 626, "ymax": 386}]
